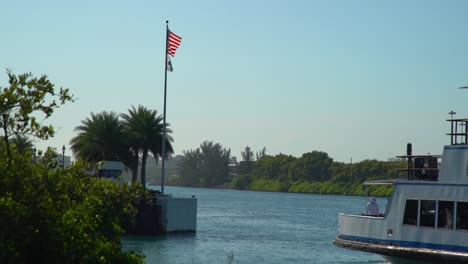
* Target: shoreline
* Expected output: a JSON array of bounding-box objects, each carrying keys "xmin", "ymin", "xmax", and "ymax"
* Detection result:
[{"xmin": 146, "ymin": 183, "xmax": 387, "ymax": 197}]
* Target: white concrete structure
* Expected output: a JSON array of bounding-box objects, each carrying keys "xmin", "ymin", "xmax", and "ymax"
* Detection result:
[{"xmin": 157, "ymin": 196, "xmax": 197, "ymax": 233}]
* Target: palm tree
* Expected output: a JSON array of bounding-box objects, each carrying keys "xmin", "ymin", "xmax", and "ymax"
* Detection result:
[
  {"xmin": 70, "ymin": 111, "xmax": 128, "ymax": 163},
  {"xmin": 121, "ymin": 105, "xmax": 174, "ymax": 186},
  {"xmin": 10, "ymin": 134, "xmax": 34, "ymax": 154},
  {"xmin": 125, "ymin": 144, "xmax": 139, "ymax": 184}
]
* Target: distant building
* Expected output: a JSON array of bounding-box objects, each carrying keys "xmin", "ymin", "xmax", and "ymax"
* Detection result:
[
  {"xmin": 54, "ymin": 154, "xmax": 72, "ymax": 168},
  {"xmin": 157, "ymin": 155, "xmax": 184, "ymax": 168},
  {"xmin": 121, "ymin": 155, "xmax": 183, "ymax": 185},
  {"xmin": 229, "ymin": 156, "xmax": 238, "ymax": 178},
  {"xmin": 230, "ymin": 156, "xmax": 238, "ymax": 165}
]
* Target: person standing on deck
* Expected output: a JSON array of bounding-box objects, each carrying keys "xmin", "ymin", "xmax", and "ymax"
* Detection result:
[{"xmin": 365, "ymin": 197, "xmax": 379, "ymax": 216}]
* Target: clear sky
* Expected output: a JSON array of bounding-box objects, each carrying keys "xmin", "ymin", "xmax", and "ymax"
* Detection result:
[{"xmin": 2, "ymin": 0, "xmax": 468, "ymax": 162}]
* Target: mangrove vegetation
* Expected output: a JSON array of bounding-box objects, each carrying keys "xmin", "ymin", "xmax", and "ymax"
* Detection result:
[{"xmin": 175, "ymin": 145, "xmax": 405, "ymax": 197}]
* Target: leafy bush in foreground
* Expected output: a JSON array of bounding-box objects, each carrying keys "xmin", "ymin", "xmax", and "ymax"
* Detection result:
[{"xmin": 0, "ymin": 149, "xmax": 144, "ymax": 263}]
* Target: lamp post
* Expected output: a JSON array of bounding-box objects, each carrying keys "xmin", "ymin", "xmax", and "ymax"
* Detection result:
[{"xmin": 62, "ymin": 145, "xmax": 65, "ymax": 168}]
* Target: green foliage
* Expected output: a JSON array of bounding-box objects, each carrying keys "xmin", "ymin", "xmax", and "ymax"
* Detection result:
[
  {"xmin": 121, "ymin": 105, "xmax": 174, "ymax": 186},
  {"xmin": 253, "ymin": 154, "xmax": 296, "ymax": 180},
  {"xmin": 255, "ymin": 147, "xmax": 266, "ymax": 160},
  {"xmin": 331, "ymin": 159, "xmax": 404, "ymax": 184},
  {"xmin": 0, "ymin": 70, "xmax": 73, "ymax": 161},
  {"xmin": 178, "ymin": 141, "xmax": 231, "ymax": 187},
  {"xmin": 0, "ymin": 69, "xmax": 144, "ymax": 262},
  {"xmin": 0, "ymin": 148, "xmax": 144, "ymax": 263},
  {"xmin": 239, "ymin": 145, "xmax": 254, "ymax": 174},
  {"xmin": 367, "ymin": 185, "xmax": 394, "ymax": 197},
  {"xmin": 70, "ymin": 111, "xmax": 127, "ymax": 163},
  {"xmin": 249, "ymin": 179, "xmax": 282, "ymax": 192},
  {"xmin": 10, "ymin": 134, "xmax": 34, "ymax": 154},
  {"xmin": 289, "ymin": 181, "xmax": 352, "ymax": 195},
  {"xmin": 229, "ymin": 174, "xmax": 253, "ymax": 190},
  {"xmin": 70, "ymin": 105, "xmax": 174, "ymax": 185},
  {"xmin": 288, "ymin": 151, "xmax": 333, "ymax": 182},
  {"xmin": 229, "ymin": 150, "xmax": 404, "ymax": 197},
  {"xmin": 200, "ymin": 141, "xmax": 231, "ymax": 187},
  {"xmin": 177, "ymin": 148, "xmax": 202, "ymax": 187},
  {"xmin": 175, "ymin": 140, "xmax": 404, "ymax": 197}
]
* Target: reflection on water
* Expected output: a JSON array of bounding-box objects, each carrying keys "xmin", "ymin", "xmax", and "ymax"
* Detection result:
[{"xmin": 122, "ymin": 186, "xmax": 387, "ymax": 264}]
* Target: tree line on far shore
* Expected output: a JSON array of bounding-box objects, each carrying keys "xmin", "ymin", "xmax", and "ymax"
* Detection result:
[{"xmin": 174, "ymin": 144, "xmax": 405, "ymax": 197}]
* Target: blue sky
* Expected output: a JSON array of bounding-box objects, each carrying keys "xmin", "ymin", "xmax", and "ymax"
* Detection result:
[{"xmin": 2, "ymin": 0, "xmax": 468, "ymax": 162}]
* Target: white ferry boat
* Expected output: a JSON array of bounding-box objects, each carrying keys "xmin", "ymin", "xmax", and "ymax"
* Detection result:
[{"xmin": 334, "ymin": 116, "xmax": 468, "ymax": 263}]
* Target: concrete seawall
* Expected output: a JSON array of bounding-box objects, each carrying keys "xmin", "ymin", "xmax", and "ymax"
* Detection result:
[
  {"xmin": 124, "ymin": 195, "xmax": 197, "ymax": 235},
  {"xmin": 157, "ymin": 196, "xmax": 197, "ymax": 233}
]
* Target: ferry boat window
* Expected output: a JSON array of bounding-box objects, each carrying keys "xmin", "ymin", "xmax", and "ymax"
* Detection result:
[
  {"xmin": 456, "ymin": 202, "xmax": 468, "ymax": 230},
  {"xmin": 403, "ymin": 199, "xmax": 418, "ymax": 226},
  {"xmin": 420, "ymin": 200, "xmax": 436, "ymax": 228},
  {"xmin": 437, "ymin": 201, "xmax": 454, "ymax": 229}
]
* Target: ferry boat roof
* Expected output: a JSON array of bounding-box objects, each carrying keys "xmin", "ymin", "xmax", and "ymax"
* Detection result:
[
  {"xmin": 361, "ymin": 178, "xmax": 445, "ymax": 186},
  {"xmin": 396, "ymin": 154, "xmax": 442, "ymax": 158}
]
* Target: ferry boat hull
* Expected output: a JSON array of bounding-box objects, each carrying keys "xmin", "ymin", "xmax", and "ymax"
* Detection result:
[{"xmin": 334, "ymin": 236, "xmax": 468, "ymax": 263}]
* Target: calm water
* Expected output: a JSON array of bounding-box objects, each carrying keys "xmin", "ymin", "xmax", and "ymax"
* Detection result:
[{"xmin": 122, "ymin": 186, "xmax": 389, "ymax": 264}]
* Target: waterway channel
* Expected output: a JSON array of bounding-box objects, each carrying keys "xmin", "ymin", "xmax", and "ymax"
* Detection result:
[{"xmin": 123, "ymin": 186, "xmax": 389, "ymax": 264}]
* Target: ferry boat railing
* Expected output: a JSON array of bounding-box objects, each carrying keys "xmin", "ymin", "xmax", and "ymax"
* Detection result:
[
  {"xmin": 362, "ymin": 180, "xmax": 395, "ymax": 218},
  {"xmin": 447, "ymin": 117, "xmax": 468, "ymax": 145},
  {"xmin": 393, "ymin": 116, "xmax": 468, "ymax": 182},
  {"xmin": 395, "ymin": 143, "xmax": 441, "ymax": 181}
]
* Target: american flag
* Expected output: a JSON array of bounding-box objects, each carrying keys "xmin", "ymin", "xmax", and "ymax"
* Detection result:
[{"xmin": 167, "ymin": 30, "xmax": 182, "ymax": 57}]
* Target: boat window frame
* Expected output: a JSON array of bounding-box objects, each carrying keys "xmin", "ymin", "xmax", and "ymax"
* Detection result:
[
  {"xmin": 419, "ymin": 199, "xmax": 436, "ymax": 229},
  {"xmin": 456, "ymin": 200, "xmax": 468, "ymax": 231},
  {"xmin": 402, "ymin": 199, "xmax": 419, "ymax": 227},
  {"xmin": 437, "ymin": 200, "xmax": 455, "ymax": 230}
]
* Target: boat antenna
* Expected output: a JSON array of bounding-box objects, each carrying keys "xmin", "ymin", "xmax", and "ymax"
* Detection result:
[{"xmin": 449, "ymin": 110, "xmax": 456, "ymax": 120}]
